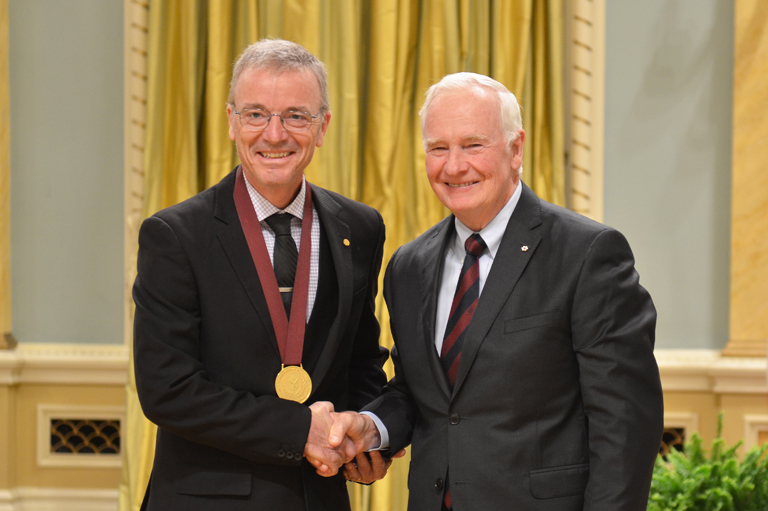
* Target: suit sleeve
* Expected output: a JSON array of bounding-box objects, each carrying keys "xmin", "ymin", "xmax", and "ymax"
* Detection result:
[
  {"xmin": 571, "ymin": 228, "xmax": 664, "ymax": 510},
  {"xmin": 133, "ymin": 215, "xmax": 311, "ymax": 466},
  {"xmin": 360, "ymin": 247, "xmax": 422, "ymax": 454},
  {"xmin": 346, "ymin": 210, "xmax": 390, "ymax": 410}
]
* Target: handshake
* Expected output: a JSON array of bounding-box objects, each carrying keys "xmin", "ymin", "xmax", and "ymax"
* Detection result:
[{"xmin": 303, "ymin": 402, "xmax": 406, "ymax": 484}]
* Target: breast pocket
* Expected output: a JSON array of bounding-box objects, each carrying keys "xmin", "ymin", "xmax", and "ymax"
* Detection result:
[{"xmin": 504, "ymin": 310, "xmax": 563, "ymax": 334}]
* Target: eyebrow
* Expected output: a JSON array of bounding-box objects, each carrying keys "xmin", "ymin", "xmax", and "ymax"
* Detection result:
[
  {"xmin": 238, "ymin": 103, "xmax": 313, "ymax": 113},
  {"xmin": 425, "ymin": 134, "xmax": 490, "ymax": 148},
  {"xmin": 463, "ymin": 135, "xmax": 490, "ymax": 144}
]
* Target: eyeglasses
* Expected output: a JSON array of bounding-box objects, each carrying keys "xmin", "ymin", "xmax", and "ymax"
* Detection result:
[{"xmin": 233, "ymin": 107, "xmax": 322, "ymax": 132}]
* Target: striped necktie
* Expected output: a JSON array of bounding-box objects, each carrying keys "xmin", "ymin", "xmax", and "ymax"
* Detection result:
[
  {"xmin": 440, "ymin": 232, "xmax": 486, "ymax": 386},
  {"xmin": 440, "ymin": 233, "xmax": 486, "ymax": 511}
]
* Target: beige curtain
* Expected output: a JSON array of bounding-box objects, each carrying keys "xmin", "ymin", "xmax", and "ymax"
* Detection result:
[{"xmin": 121, "ymin": 1, "xmax": 564, "ymax": 510}]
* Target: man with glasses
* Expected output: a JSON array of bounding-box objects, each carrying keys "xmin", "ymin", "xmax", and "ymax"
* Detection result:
[{"xmin": 133, "ymin": 39, "xmax": 390, "ymax": 511}]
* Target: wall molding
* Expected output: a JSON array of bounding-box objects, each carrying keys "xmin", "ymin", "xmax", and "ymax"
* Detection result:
[
  {"xmin": 124, "ymin": 0, "xmax": 148, "ymax": 348},
  {"xmin": 743, "ymin": 414, "xmax": 768, "ymax": 452},
  {"xmin": 0, "ymin": 344, "xmax": 128, "ymax": 386},
  {"xmin": 0, "ymin": 488, "xmax": 117, "ymax": 511},
  {"xmin": 0, "ymin": 347, "xmax": 764, "ymax": 392},
  {"xmin": 655, "ymin": 349, "xmax": 768, "ymax": 394},
  {"xmin": 1, "ymin": 0, "xmax": 11, "ymax": 344},
  {"xmin": 564, "ymin": 0, "xmax": 605, "ymax": 222},
  {"xmin": 663, "ymin": 411, "xmax": 699, "ymax": 436}
]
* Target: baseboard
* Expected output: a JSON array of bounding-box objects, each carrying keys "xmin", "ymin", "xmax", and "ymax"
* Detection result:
[{"xmin": 0, "ymin": 488, "xmax": 117, "ymax": 511}]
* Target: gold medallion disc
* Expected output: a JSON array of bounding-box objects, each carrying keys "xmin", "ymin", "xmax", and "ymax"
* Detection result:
[{"xmin": 275, "ymin": 365, "xmax": 312, "ymax": 403}]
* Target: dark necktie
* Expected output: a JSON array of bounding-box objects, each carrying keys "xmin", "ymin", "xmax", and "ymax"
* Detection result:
[
  {"xmin": 440, "ymin": 233, "xmax": 485, "ymax": 511},
  {"xmin": 265, "ymin": 213, "xmax": 298, "ymax": 318},
  {"xmin": 441, "ymin": 233, "xmax": 486, "ymax": 386}
]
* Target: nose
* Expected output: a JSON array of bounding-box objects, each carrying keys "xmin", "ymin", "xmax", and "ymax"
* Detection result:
[
  {"xmin": 444, "ymin": 147, "xmax": 467, "ymax": 175},
  {"xmin": 261, "ymin": 114, "xmax": 289, "ymax": 143}
]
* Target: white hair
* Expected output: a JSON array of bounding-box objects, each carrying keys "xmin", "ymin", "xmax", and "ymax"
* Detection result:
[{"xmin": 419, "ymin": 72, "xmax": 523, "ymax": 146}]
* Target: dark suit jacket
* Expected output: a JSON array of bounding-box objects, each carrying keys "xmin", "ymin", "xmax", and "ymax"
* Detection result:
[
  {"xmin": 365, "ymin": 182, "xmax": 663, "ymax": 511},
  {"xmin": 133, "ymin": 168, "xmax": 387, "ymax": 511}
]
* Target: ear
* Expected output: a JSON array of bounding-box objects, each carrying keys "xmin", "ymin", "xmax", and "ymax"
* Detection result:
[
  {"xmin": 510, "ymin": 129, "xmax": 525, "ymax": 171},
  {"xmin": 227, "ymin": 104, "xmax": 236, "ymax": 141},
  {"xmin": 315, "ymin": 110, "xmax": 332, "ymax": 147}
]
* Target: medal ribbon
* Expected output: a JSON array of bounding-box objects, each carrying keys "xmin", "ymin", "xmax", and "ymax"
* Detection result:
[{"xmin": 233, "ymin": 166, "xmax": 312, "ymax": 366}]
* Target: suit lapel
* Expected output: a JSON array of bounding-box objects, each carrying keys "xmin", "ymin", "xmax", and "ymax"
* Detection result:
[
  {"xmin": 452, "ymin": 183, "xmax": 543, "ymax": 395},
  {"xmin": 305, "ymin": 186, "xmax": 353, "ymax": 394},
  {"xmin": 214, "ymin": 170, "xmax": 281, "ymax": 359},
  {"xmin": 419, "ymin": 217, "xmax": 455, "ymax": 399}
]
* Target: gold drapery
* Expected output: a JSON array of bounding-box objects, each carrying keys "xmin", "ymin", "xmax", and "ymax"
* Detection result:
[{"xmin": 121, "ymin": 1, "xmax": 564, "ymax": 510}]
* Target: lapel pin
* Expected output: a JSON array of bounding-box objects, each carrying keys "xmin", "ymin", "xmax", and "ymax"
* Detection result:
[
  {"xmin": 343, "ymin": 238, "xmax": 351, "ymax": 246},
  {"xmin": 521, "ymin": 245, "xmax": 529, "ymax": 252}
]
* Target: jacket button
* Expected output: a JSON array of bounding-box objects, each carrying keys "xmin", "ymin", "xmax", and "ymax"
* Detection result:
[
  {"xmin": 278, "ymin": 450, "xmax": 285, "ymax": 457},
  {"xmin": 450, "ymin": 413, "xmax": 460, "ymax": 425},
  {"xmin": 435, "ymin": 478, "xmax": 444, "ymax": 491},
  {"xmin": 286, "ymin": 451, "xmax": 294, "ymax": 459}
]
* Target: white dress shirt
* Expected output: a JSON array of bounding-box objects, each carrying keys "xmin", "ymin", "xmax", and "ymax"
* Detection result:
[
  {"xmin": 434, "ymin": 182, "xmax": 522, "ymax": 353},
  {"xmin": 244, "ymin": 175, "xmax": 320, "ymax": 321},
  {"xmin": 366, "ymin": 182, "xmax": 523, "ymax": 449}
]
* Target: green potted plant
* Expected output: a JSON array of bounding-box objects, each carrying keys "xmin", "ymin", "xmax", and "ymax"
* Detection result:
[{"xmin": 648, "ymin": 414, "xmax": 768, "ymax": 510}]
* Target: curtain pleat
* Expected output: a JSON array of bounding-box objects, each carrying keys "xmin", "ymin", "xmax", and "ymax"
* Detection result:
[{"xmin": 121, "ymin": 2, "xmax": 564, "ymax": 510}]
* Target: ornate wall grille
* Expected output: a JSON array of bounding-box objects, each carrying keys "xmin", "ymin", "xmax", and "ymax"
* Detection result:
[
  {"xmin": 659, "ymin": 426, "xmax": 686, "ymax": 458},
  {"xmin": 50, "ymin": 418, "xmax": 121, "ymax": 455}
]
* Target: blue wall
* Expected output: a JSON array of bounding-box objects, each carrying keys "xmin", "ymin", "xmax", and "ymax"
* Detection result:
[
  {"xmin": 604, "ymin": 1, "xmax": 733, "ymax": 350},
  {"xmin": 10, "ymin": 0, "xmax": 124, "ymax": 344}
]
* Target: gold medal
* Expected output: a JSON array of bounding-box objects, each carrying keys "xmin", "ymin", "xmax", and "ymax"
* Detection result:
[{"xmin": 275, "ymin": 365, "xmax": 312, "ymax": 403}]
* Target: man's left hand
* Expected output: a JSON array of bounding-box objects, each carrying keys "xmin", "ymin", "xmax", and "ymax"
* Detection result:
[{"xmin": 343, "ymin": 449, "xmax": 406, "ymax": 484}]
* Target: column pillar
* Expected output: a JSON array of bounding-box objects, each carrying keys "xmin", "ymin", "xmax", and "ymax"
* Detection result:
[{"xmin": 723, "ymin": 0, "xmax": 768, "ymax": 357}]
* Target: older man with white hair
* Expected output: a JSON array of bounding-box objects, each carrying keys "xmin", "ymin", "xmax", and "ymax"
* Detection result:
[{"xmin": 331, "ymin": 72, "xmax": 664, "ymax": 511}]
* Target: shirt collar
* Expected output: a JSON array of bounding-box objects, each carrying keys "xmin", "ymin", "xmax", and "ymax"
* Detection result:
[
  {"xmin": 243, "ymin": 174, "xmax": 307, "ymax": 222},
  {"xmin": 452, "ymin": 179, "xmax": 523, "ymax": 260}
]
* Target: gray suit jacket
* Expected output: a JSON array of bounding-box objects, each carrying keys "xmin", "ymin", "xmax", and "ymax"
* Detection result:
[{"xmin": 365, "ymin": 182, "xmax": 663, "ymax": 511}]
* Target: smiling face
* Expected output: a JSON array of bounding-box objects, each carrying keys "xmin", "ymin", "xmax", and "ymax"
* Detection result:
[
  {"xmin": 227, "ymin": 67, "xmax": 331, "ymax": 208},
  {"xmin": 422, "ymin": 86, "xmax": 524, "ymax": 232}
]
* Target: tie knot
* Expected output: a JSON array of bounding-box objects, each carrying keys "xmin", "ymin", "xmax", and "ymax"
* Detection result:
[
  {"xmin": 465, "ymin": 233, "xmax": 486, "ymax": 257},
  {"xmin": 265, "ymin": 213, "xmax": 294, "ymax": 236}
]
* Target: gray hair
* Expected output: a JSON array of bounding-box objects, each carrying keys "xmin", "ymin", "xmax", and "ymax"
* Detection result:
[
  {"xmin": 419, "ymin": 72, "xmax": 523, "ymax": 146},
  {"xmin": 228, "ymin": 38, "xmax": 330, "ymax": 113}
]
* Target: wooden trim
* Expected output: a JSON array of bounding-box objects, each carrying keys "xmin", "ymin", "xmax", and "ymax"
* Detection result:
[
  {"xmin": 0, "ymin": 488, "xmax": 118, "ymax": 511},
  {"xmin": 656, "ymin": 349, "xmax": 768, "ymax": 394},
  {"xmin": 124, "ymin": 0, "xmax": 149, "ymax": 347},
  {"xmin": 743, "ymin": 414, "xmax": 768, "ymax": 451},
  {"xmin": 564, "ymin": 0, "xmax": 605, "ymax": 222},
  {"xmin": 722, "ymin": 340, "xmax": 768, "ymax": 358},
  {"xmin": 0, "ymin": 0, "xmax": 11, "ymax": 345},
  {"xmin": 0, "ymin": 344, "xmax": 128, "ymax": 386},
  {"xmin": 663, "ymin": 412, "xmax": 699, "ymax": 436}
]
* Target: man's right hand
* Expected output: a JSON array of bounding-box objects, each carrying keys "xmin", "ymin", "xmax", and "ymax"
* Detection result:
[
  {"xmin": 304, "ymin": 401, "xmax": 350, "ymax": 476},
  {"xmin": 328, "ymin": 411, "xmax": 381, "ymax": 455}
]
